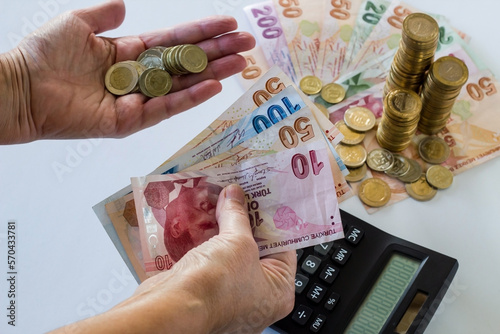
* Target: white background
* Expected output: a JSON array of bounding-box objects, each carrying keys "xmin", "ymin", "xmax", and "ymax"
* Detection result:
[{"xmin": 1, "ymin": 0, "xmax": 499, "ymax": 333}]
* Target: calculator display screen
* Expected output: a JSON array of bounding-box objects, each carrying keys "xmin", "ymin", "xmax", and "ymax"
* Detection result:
[{"xmin": 344, "ymin": 253, "xmax": 421, "ymax": 333}]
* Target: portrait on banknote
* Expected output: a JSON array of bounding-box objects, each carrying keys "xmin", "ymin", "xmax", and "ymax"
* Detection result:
[{"xmin": 143, "ymin": 177, "xmax": 223, "ymax": 262}]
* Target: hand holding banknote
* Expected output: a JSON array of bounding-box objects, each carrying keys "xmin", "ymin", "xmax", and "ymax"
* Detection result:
[
  {"xmin": 0, "ymin": 0, "xmax": 255, "ymax": 144},
  {"xmin": 52, "ymin": 184, "xmax": 296, "ymax": 334}
]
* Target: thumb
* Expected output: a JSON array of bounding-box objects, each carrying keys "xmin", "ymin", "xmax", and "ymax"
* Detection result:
[
  {"xmin": 73, "ymin": 0, "xmax": 126, "ymax": 34},
  {"xmin": 216, "ymin": 184, "xmax": 252, "ymax": 236}
]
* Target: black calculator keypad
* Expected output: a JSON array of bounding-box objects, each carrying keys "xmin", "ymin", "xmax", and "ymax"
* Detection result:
[
  {"xmin": 272, "ymin": 210, "xmax": 460, "ymax": 334},
  {"xmin": 309, "ymin": 314, "xmax": 327, "ymax": 333},
  {"xmin": 294, "ymin": 273, "xmax": 309, "ymax": 294},
  {"xmin": 289, "ymin": 223, "xmax": 364, "ymax": 331},
  {"xmin": 292, "ymin": 305, "xmax": 313, "ymax": 325},
  {"xmin": 319, "ymin": 264, "xmax": 339, "ymax": 284},
  {"xmin": 301, "ymin": 255, "xmax": 322, "ymax": 275}
]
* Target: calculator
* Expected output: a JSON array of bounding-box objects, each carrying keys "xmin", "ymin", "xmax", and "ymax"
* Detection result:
[{"xmin": 271, "ymin": 209, "xmax": 458, "ymax": 334}]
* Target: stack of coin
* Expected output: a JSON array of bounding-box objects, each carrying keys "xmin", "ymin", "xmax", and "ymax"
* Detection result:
[
  {"xmin": 418, "ymin": 56, "xmax": 469, "ymax": 134},
  {"xmin": 105, "ymin": 44, "xmax": 208, "ymax": 97},
  {"xmin": 384, "ymin": 13, "xmax": 439, "ymax": 96},
  {"xmin": 376, "ymin": 88, "xmax": 422, "ymax": 151},
  {"xmin": 162, "ymin": 44, "xmax": 208, "ymax": 75}
]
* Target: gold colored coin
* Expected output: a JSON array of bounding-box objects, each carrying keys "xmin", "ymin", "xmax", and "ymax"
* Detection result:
[
  {"xmin": 366, "ymin": 148, "xmax": 395, "ymax": 172},
  {"xmin": 335, "ymin": 120, "xmax": 365, "ymax": 145},
  {"xmin": 105, "ymin": 62, "xmax": 139, "ymax": 96},
  {"xmin": 300, "ymin": 76, "xmax": 323, "ymax": 95},
  {"xmin": 405, "ymin": 173, "xmax": 437, "ymax": 201},
  {"xmin": 358, "ymin": 178, "xmax": 391, "ymax": 207},
  {"xmin": 344, "ymin": 106, "xmax": 376, "ymax": 132},
  {"xmin": 403, "ymin": 13, "xmax": 439, "ymax": 45},
  {"xmin": 345, "ymin": 164, "xmax": 367, "ymax": 183},
  {"xmin": 178, "ymin": 44, "xmax": 208, "ymax": 73},
  {"xmin": 418, "ymin": 136, "xmax": 450, "ymax": 164},
  {"xmin": 139, "ymin": 68, "xmax": 173, "ymax": 97},
  {"xmin": 432, "ymin": 56, "xmax": 469, "ymax": 89},
  {"xmin": 426, "ymin": 165, "xmax": 453, "ymax": 189},
  {"xmin": 314, "ymin": 103, "xmax": 330, "ymax": 118},
  {"xmin": 321, "ymin": 83, "xmax": 346, "ymax": 104},
  {"xmin": 397, "ymin": 159, "xmax": 422, "ymax": 183},
  {"xmin": 335, "ymin": 144, "xmax": 367, "ymax": 169}
]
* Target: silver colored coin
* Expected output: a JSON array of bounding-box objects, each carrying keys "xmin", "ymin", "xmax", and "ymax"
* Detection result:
[
  {"xmin": 366, "ymin": 148, "xmax": 395, "ymax": 172},
  {"xmin": 397, "ymin": 158, "xmax": 423, "ymax": 183},
  {"xmin": 385, "ymin": 154, "xmax": 411, "ymax": 178}
]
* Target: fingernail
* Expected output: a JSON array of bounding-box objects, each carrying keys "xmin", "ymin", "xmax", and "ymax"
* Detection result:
[{"xmin": 225, "ymin": 184, "xmax": 245, "ymax": 205}]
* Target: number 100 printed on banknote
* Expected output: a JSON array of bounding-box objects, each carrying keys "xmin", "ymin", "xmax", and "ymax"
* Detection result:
[{"xmin": 131, "ymin": 108, "xmax": 343, "ymax": 277}]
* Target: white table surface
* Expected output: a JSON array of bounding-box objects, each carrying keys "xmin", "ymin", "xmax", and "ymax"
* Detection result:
[{"xmin": 1, "ymin": 0, "xmax": 499, "ymax": 333}]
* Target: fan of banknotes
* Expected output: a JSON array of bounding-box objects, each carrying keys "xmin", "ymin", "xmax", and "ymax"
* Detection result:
[{"xmin": 94, "ymin": 0, "xmax": 500, "ymax": 282}]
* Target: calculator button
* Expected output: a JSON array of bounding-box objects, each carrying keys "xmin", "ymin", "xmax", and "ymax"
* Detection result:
[
  {"xmin": 292, "ymin": 304, "xmax": 313, "ymax": 326},
  {"xmin": 301, "ymin": 255, "xmax": 322, "ymax": 275},
  {"xmin": 296, "ymin": 249, "xmax": 304, "ymax": 262},
  {"xmin": 294, "ymin": 273, "xmax": 309, "ymax": 294},
  {"xmin": 307, "ymin": 283, "xmax": 327, "ymax": 303},
  {"xmin": 324, "ymin": 292, "xmax": 340, "ymax": 311},
  {"xmin": 345, "ymin": 226, "xmax": 364, "ymax": 245},
  {"xmin": 310, "ymin": 314, "xmax": 327, "ymax": 333},
  {"xmin": 319, "ymin": 264, "xmax": 339, "ymax": 284},
  {"xmin": 314, "ymin": 241, "xmax": 334, "ymax": 256},
  {"xmin": 332, "ymin": 246, "xmax": 351, "ymax": 265}
]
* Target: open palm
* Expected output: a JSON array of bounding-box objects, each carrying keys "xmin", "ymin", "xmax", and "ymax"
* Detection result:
[{"xmin": 4, "ymin": 0, "xmax": 254, "ymax": 143}]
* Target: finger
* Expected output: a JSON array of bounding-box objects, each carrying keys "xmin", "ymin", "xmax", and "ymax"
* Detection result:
[
  {"xmin": 140, "ymin": 79, "xmax": 223, "ymax": 127},
  {"xmin": 170, "ymin": 54, "xmax": 247, "ymax": 93},
  {"xmin": 73, "ymin": 0, "xmax": 126, "ymax": 34},
  {"xmin": 215, "ymin": 184, "xmax": 252, "ymax": 236},
  {"xmin": 139, "ymin": 16, "xmax": 239, "ymax": 48},
  {"xmin": 197, "ymin": 31, "xmax": 256, "ymax": 62}
]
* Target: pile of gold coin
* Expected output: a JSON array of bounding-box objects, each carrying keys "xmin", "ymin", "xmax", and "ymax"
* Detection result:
[
  {"xmin": 384, "ymin": 13, "xmax": 439, "ymax": 96},
  {"xmin": 105, "ymin": 44, "xmax": 208, "ymax": 97},
  {"xmin": 418, "ymin": 56, "xmax": 469, "ymax": 134},
  {"xmin": 376, "ymin": 88, "xmax": 422, "ymax": 151}
]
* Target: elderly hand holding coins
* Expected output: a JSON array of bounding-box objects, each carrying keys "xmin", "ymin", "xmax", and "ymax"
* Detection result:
[{"xmin": 0, "ymin": 0, "xmax": 255, "ymax": 145}]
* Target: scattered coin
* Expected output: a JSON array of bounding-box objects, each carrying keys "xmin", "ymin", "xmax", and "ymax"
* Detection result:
[
  {"xmin": 358, "ymin": 178, "xmax": 392, "ymax": 207},
  {"xmin": 345, "ymin": 163, "xmax": 367, "ymax": 183},
  {"xmin": 335, "ymin": 144, "xmax": 367, "ymax": 169},
  {"xmin": 397, "ymin": 158, "xmax": 423, "ymax": 183},
  {"xmin": 405, "ymin": 173, "xmax": 437, "ymax": 201},
  {"xmin": 321, "ymin": 83, "xmax": 346, "ymax": 104},
  {"xmin": 105, "ymin": 61, "xmax": 141, "ymax": 96},
  {"xmin": 426, "ymin": 165, "xmax": 454, "ymax": 189},
  {"xmin": 344, "ymin": 106, "xmax": 376, "ymax": 132},
  {"xmin": 300, "ymin": 75, "xmax": 323, "ymax": 95},
  {"xmin": 335, "ymin": 120, "xmax": 365, "ymax": 145},
  {"xmin": 366, "ymin": 148, "xmax": 395, "ymax": 172},
  {"xmin": 418, "ymin": 136, "xmax": 450, "ymax": 164}
]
